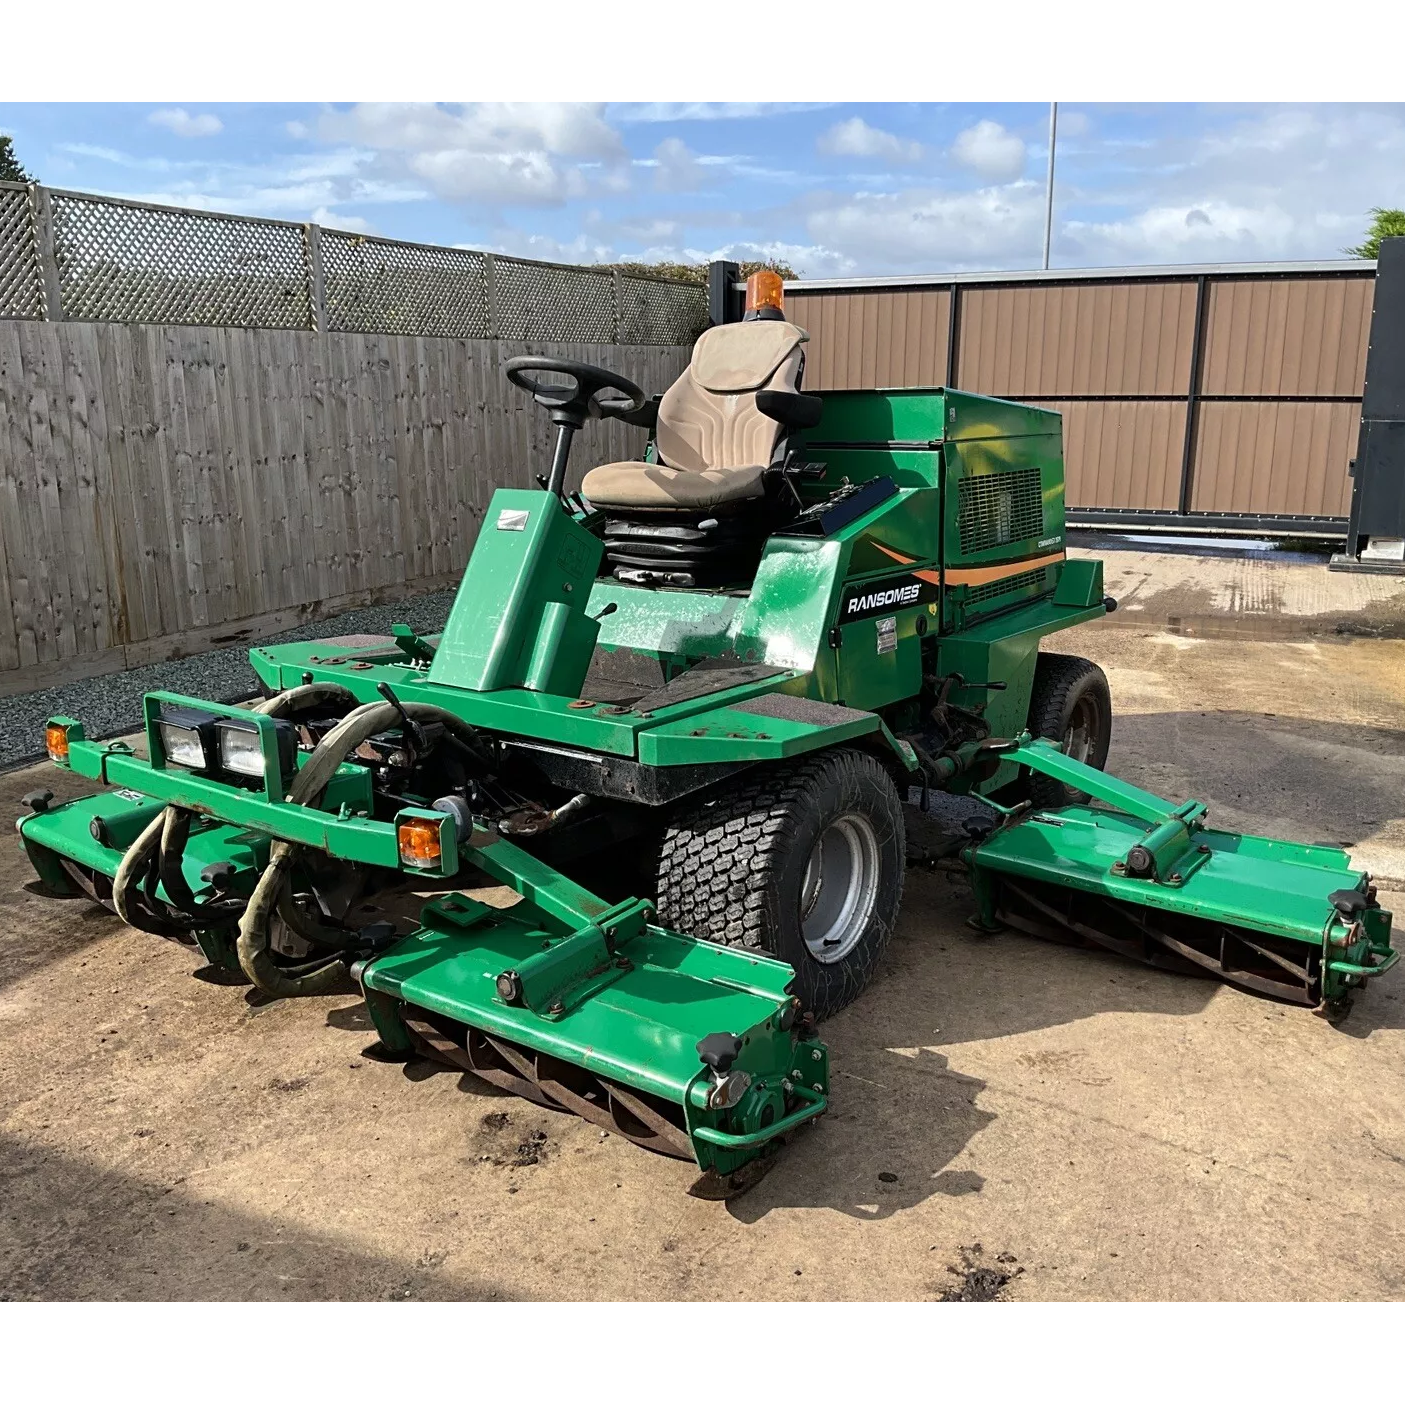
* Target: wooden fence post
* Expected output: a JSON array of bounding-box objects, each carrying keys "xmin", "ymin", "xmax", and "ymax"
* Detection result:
[
  {"xmin": 484, "ymin": 252, "xmax": 498, "ymax": 337},
  {"xmin": 305, "ymin": 222, "xmax": 327, "ymax": 333},
  {"xmin": 31, "ymin": 184, "xmax": 64, "ymax": 321}
]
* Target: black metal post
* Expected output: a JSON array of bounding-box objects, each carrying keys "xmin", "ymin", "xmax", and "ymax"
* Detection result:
[
  {"xmin": 945, "ymin": 283, "xmax": 961, "ymax": 388},
  {"xmin": 1334, "ymin": 237, "xmax": 1405, "ymax": 571},
  {"xmin": 707, "ymin": 260, "xmax": 742, "ymax": 326},
  {"xmin": 1177, "ymin": 274, "xmax": 1210, "ymax": 518}
]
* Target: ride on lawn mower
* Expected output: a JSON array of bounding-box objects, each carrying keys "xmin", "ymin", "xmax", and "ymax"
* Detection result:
[{"xmin": 18, "ymin": 271, "xmax": 1397, "ymax": 1197}]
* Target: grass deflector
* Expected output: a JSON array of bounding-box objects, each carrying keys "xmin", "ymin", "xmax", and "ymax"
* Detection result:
[{"xmin": 18, "ymin": 305, "xmax": 1395, "ymax": 1196}]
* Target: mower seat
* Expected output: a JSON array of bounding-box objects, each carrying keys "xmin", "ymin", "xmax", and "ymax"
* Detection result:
[{"xmin": 581, "ymin": 318, "xmax": 809, "ymax": 513}]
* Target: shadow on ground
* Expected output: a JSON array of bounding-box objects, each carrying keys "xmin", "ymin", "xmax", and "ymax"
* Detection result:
[{"xmin": 0, "ymin": 1132, "xmax": 519, "ymax": 1301}]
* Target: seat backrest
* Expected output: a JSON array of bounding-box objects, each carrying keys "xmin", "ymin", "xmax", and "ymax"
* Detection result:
[{"xmin": 655, "ymin": 319, "xmax": 809, "ymax": 474}]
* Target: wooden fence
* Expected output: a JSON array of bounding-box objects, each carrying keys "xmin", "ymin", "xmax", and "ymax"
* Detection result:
[{"xmin": 0, "ymin": 320, "xmax": 687, "ymax": 696}]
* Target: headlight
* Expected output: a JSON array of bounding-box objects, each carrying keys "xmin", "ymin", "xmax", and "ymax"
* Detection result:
[
  {"xmin": 156, "ymin": 706, "xmax": 217, "ymax": 770},
  {"xmin": 214, "ymin": 716, "xmax": 297, "ymax": 780}
]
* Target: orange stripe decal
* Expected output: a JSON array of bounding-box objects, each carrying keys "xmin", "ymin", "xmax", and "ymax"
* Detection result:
[
  {"xmin": 945, "ymin": 551, "xmax": 1066, "ymax": 587},
  {"xmin": 870, "ymin": 540, "xmax": 941, "ymax": 584},
  {"xmin": 869, "ymin": 538, "xmax": 1062, "ymax": 589}
]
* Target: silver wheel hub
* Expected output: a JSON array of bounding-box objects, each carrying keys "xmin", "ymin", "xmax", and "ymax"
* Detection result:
[{"xmin": 798, "ymin": 813, "xmax": 881, "ymax": 964}]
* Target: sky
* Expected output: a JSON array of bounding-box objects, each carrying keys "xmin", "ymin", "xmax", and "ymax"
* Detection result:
[{"xmin": 2, "ymin": 102, "xmax": 1403, "ymax": 277}]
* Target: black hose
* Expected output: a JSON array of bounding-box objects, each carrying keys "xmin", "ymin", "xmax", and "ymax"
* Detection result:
[{"xmin": 236, "ymin": 700, "xmax": 485, "ymax": 998}]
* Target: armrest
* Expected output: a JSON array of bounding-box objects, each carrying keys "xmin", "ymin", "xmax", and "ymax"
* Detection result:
[
  {"xmin": 602, "ymin": 394, "xmax": 660, "ymax": 431},
  {"xmin": 756, "ymin": 390, "xmax": 823, "ymax": 430}
]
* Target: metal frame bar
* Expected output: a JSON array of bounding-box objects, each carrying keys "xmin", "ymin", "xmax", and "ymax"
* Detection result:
[
  {"xmin": 780, "ymin": 260, "xmax": 1376, "ymax": 295},
  {"xmin": 1067, "ymin": 508, "xmax": 1347, "ymax": 538}
]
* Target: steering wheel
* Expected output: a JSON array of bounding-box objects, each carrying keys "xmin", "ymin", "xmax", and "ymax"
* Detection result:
[{"xmin": 504, "ymin": 356, "xmax": 647, "ymax": 429}]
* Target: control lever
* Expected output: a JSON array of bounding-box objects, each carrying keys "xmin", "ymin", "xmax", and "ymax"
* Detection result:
[{"xmin": 375, "ymin": 681, "xmax": 427, "ymax": 762}]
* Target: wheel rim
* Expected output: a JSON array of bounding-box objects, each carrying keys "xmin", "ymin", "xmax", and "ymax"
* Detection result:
[
  {"xmin": 798, "ymin": 813, "xmax": 881, "ymax": 964},
  {"xmin": 1063, "ymin": 693, "xmax": 1102, "ymax": 765}
]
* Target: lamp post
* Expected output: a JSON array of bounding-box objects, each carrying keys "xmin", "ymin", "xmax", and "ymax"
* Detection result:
[{"xmin": 1042, "ymin": 100, "xmax": 1058, "ymax": 271}]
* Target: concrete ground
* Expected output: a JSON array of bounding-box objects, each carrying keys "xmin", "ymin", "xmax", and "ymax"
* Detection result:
[{"xmin": 4, "ymin": 543, "xmax": 1405, "ymax": 1301}]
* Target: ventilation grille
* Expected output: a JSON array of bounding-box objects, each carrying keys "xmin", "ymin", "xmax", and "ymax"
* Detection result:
[
  {"xmin": 957, "ymin": 468, "xmax": 1045, "ymax": 554},
  {"xmin": 967, "ymin": 567, "xmax": 1048, "ymax": 606}
]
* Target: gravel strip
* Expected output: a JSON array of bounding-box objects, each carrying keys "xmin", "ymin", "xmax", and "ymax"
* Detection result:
[{"xmin": 0, "ymin": 589, "xmax": 457, "ymax": 770}]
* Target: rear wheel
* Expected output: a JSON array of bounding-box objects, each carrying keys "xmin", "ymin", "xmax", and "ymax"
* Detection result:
[
  {"xmin": 656, "ymin": 748, "xmax": 905, "ymax": 1019},
  {"xmin": 1022, "ymin": 652, "xmax": 1112, "ymax": 808}
]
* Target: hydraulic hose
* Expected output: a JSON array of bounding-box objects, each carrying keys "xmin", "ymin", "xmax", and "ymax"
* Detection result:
[
  {"xmin": 253, "ymin": 682, "xmax": 357, "ymax": 718},
  {"xmin": 109, "ymin": 683, "xmax": 358, "ymax": 944},
  {"xmin": 236, "ymin": 700, "xmax": 485, "ymax": 998}
]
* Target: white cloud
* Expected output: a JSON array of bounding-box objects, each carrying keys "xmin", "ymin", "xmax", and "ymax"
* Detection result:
[
  {"xmin": 148, "ymin": 109, "xmax": 222, "ymax": 139},
  {"xmin": 286, "ymin": 120, "xmax": 310, "ymax": 140},
  {"xmin": 803, "ymin": 183, "xmax": 1045, "ymax": 271},
  {"xmin": 312, "ymin": 206, "xmax": 373, "ymax": 235},
  {"xmin": 613, "ymin": 103, "xmax": 836, "ymax": 123},
  {"xmin": 652, "ymin": 137, "xmax": 706, "ymax": 192},
  {"xmin": 316, "ymin": 102, "xmax": 627, "ymax": 207},
  {"xmin": 1057, "ymin": 109, "xmax": 1092, "ymax": 139},
  {"xmin": 951, "ymin": 120, "xmax": 1028, "ymax": 181},
  {"xmin": 482, "ymin": 230, "xmax": 616, "ymax": 265},
  {"xmin": 818, "ymin": 117, "xmax": 922, "ymax": 164}
]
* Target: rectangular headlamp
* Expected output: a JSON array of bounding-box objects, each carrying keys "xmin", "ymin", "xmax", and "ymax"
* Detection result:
[
  {"xmin": 156, "ymin": 705, "xmax": 219, "ymax": 771},
  {"xmin": 214, "ymin": 714, "xmax": 298, "ymax": 780}
]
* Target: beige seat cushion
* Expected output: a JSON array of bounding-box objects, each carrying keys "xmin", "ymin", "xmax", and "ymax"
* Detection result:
[
  {"xmin": 581, "ymin": 460, "xmax": 766, "ymax": 510},
  {"xmin": 582, "ymin": 318, "xmax": 809, "ymax": 511}
]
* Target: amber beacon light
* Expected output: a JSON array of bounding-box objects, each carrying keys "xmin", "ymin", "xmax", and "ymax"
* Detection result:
[{"xmin": 745, "ymin": 268, "xmax": 785, "ymax": 316}]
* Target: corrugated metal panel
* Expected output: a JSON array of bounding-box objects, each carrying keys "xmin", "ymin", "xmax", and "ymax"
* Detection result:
[
  {"xmin": 1200, "ymin": 277, "xmax": 1373, "ymax": 396},
  {"xmin": 785, "ymin": 289, "xmax": 949, "ymax": 390},
  {"xmin": 958, "ymin": 282, "xmax": 1197, "ymax": 396},
  {"xmin": 1190, "ymin": 402, "xmax": 1358, "ymax": 516},
  {"xmin": 1033, "ymin": 400, "xmax": 1186, "ymax": 511}
]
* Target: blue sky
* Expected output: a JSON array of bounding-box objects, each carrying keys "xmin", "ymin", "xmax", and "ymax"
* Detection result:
[{"xmin": 2, "ymin": 102, "xmax": 1403, "ymax": 276}]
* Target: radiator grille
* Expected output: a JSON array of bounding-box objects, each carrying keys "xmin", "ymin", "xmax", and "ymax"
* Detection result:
[
  {"xmin": 967, "ymin": 567, "xmax": 1048, "ymax": 605},
  {"xmin": 957, "ymin": 468, "xmax": 1045, "ymax": 554}
]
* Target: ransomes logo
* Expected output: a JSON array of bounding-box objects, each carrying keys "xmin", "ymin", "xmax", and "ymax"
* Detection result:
[
  {"xmin": 839, "ymin": 572, "xmax": 940, "ymax": 625},
  {"xmin": 846, "ymin": 582, "xmax": 922, "ymax": 616}
]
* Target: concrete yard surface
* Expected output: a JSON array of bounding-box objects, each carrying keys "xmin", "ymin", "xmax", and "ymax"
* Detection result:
[{"xmin": 4, "ymin": 554, "xmax": 1405, "ymax": 1301}]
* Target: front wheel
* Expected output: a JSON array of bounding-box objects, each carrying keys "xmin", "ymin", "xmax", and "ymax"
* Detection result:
[
  {"xmin": 656, "ymin": 749, "xmax": 905, "ymax": 1019},
  {"xmin": 1023, "ymin": 652, "xmax": 1112, "ymax": 808}
]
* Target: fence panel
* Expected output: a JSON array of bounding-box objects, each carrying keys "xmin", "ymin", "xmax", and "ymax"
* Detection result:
[
  {"xmin": 321, "ymin": 231, "xmax": 489, "ymax": 337},
  {"xmin": 0, "ymin": 182, "xmax": 43, "ymax": 319},
  {"xmin": 785, "ymin": 288, "xmax": 949, "ymax": 390},
  {"xmin": 958, "ymin": 281, "xmax": 1197, "ymax": 397},
  {"xmin": 49, "ymin": 190, "xmax": 312, "ymax": 329},
  {"xmin": 0, "ymin": 322, "xmax": 690, "ymax": 695}
]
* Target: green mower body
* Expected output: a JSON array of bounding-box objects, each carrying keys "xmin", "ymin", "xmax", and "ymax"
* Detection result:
[{"xmin": 19, "ymin": 382, "xmax": 1396, "ymax": 1193}]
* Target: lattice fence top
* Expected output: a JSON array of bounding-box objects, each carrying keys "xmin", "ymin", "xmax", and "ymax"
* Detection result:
[
  {"xmin": 322, "ymin": 231, "xmax": 488, "ymax": 336},
  {"xmin": 618, "ymin": 274, "xmax": 708, "ymax": 344},
  {"xmin": 493, "ymin": 257, "xmax": 617, "ymax": 342},
  {"xmin": 0, "ymin": 183, "xmax": 706, "ymax": 345},
  {"xmin": 51, "ymin": 192, "xmax": 311, "ymax": 329},
  {"xmin": 0, "ymin": 183, "xmax": 44, "ymax": 319}
]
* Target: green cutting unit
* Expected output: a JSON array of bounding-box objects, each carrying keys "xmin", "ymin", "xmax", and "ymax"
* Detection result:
[{"xmin": 17, "ymin": 284, "xmax": 1396, "ymax": 1196}]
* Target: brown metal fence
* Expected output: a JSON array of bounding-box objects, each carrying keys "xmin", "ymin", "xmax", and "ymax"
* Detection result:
[{"xmin": 785, "ymin": 262, "xmax": 1376, "ymax": 534}]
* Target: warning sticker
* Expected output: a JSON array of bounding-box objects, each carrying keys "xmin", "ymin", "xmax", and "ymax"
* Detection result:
[{"xmin": 876, "ymin": 616, "xmax": 897, "ymax": 655}]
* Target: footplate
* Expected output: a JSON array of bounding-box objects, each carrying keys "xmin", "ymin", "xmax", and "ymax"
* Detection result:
[{"xmin": 967, "ymin": 738, "xmax": 1396, "ymax": 1009}]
